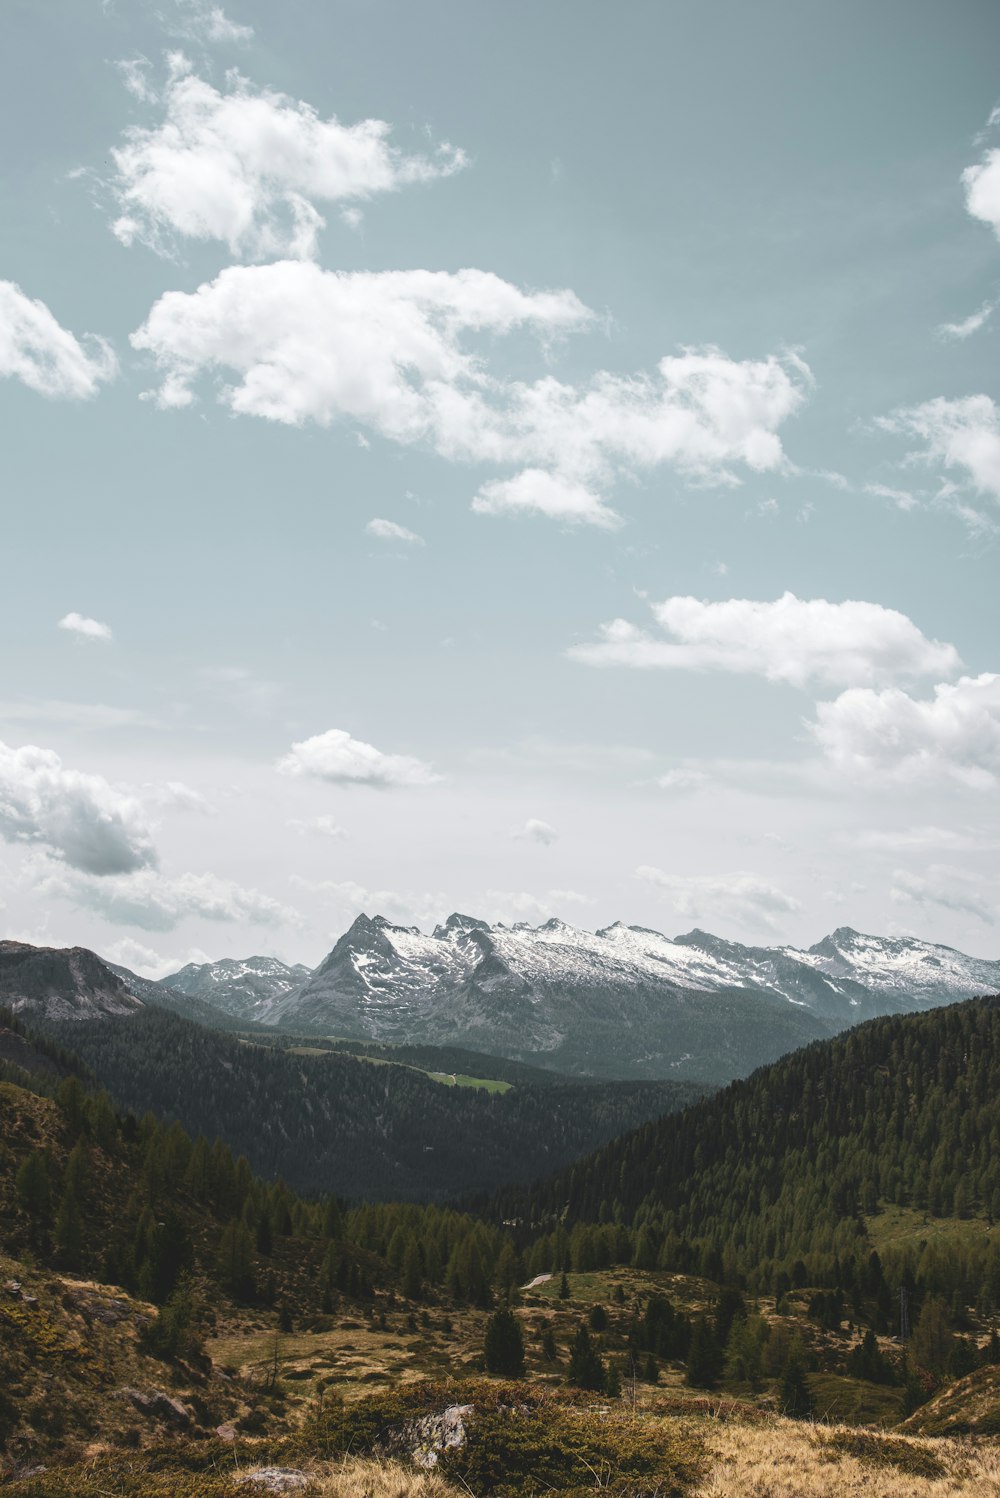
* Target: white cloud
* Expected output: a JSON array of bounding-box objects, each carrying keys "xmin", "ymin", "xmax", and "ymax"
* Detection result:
[
  {"xmin": 131, "ymin": 261, "xmax": 811, "ymax": 525},
  {"xmin": 0, "ymin": 700, "xmax": 157, "ymax": 732},
  {"xmin": 287, "ymin": 814, "xmax": 348, "ymax": 839},
  {"xmin": 277, "ymin": 728, "xmax": 440, "ymax": 788},
  {"xmin": 811, "ymin": 673, "xmax": 1000, "ymax": 788},
  {"xmin": 848, "ymin": 825, "xmax": 987, "ymax": 854},
  {"xmin": 656, "ymin": 768, "xmax": 710, "ymax": 792},
  {"xmin": 937, "ymin": 299, "xmax": 997, "ymax": 341},
  {"xmin": 116, "ymin": 56, "xmax": 156, "ymax": 102},
  {"xmin": 865, "ymin": 481, "xmax": 918, "ymax": 512},
  {"xmin": 878, "ymin": 395, "xmax": 1000, "ymax": 503},
  {"xmin": 0, "ymin": 281, "xmax": 117, "ymax": 399},
  {"xmin": 962, "ymin": 140, "xmax": 1000, "ymax": 241},
  {"xmin": 366, "ymin": 517, "xmax": 424, "ymax": 545},
  {"xmin": 472, "ymin": 470, "xmax": 621, "ymax": 529},
  {"xmin": 38, "ymin": 862, "xmax": 301, "ymax": 932},
  {"xmin": 635, "ymin": 865, "xmax": 800, "ymax": 931},
  {"xmin": 102, "ymin": 936, "xmax": 210, "ymax": 980},
  {"xmin": 569, "ymin": 592, "xmax": 959, "ymax": 689},
  {"xmin": 890, "ymin": 865, "xmax": 996, "ymax": 925},
  {"xmin": 145, "ymin": 780, "xmax": 215, "ymax": 815},
  {"xmin": 164, "ymin": 0, "xmax": 254, "ymax": 43},
  {"xmin": 294, "ymin": 876, "xmax": 446, "ymax": 930},
  {"xmin": 513, "ymin": 818, "xmax": 558, "ymax": 845},
  {"xmin": 58, "ymin": 611, "xmax": 113, "ymax": 643},
  {"xmin": 0, "ymin": 742, "xmax": 157, "ymax": 875},
  {"xmin": 111, "ymin": 67, "xmax": 465, "ymax": 259}
]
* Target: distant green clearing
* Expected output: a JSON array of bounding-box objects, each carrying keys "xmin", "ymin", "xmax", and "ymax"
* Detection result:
[
  {"xmin": 427, "ymin": 1071, "xmax": 512, "ymax": 1093},
  {"xmin": 287, "ymin": 1046, "xmax": 512, "ymax": 1092},
  {"xmin": 867, "ymin": 1203, "xmax": 996, "ymax": 1255}
]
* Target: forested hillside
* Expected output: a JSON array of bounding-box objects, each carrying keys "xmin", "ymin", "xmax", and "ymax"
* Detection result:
[
  {"xmin": 504, "ymin": 996, "xmax": 1000, "ymax": 1306},
  {"xmin": 43, "ymin": 1009, "xmax": 705, "ymax": 1200}
]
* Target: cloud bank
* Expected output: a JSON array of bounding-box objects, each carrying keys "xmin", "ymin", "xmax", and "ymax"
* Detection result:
[{"xmin": 132, "ymin": 261, "xmax": 810, "ymax": 525}]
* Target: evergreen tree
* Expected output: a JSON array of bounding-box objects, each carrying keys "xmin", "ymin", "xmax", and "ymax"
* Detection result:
[
  {"xmin": 53, "ymin": 1181, "xmax": 84, "ymax": 1270},
  {"xmin": 558, "ymin": 1271, "xmax": 570, "ymax": 1300},
  {"xmin": 686, "ymin": 1315, "xmax": 723, "ymax": 1389},
  {"xmin": 567, "ymin": 1323, "xmax": 605, "ymax": 1392},
  {"xmin": 484, "ymin": 1306, "xmax": 526, "ymax": 1377},
  {"xmin": 217, "ymin": 1219, "xmax": 256, "ymax": 1302},
  {"xmin": 780, "ymin": 1355, "xmax": 814, "ymax": 1419}
]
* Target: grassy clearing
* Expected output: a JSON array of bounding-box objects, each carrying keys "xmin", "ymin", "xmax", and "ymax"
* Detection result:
[
  {"xmin": 868, "ymin": 1204, "xmax": 997, "ymax": 1256},
  {"xmin": 286, "ymin": 1049, "xmax": 512, "ymax": 1092},
  {"xmin": 426, "ymin": 1073, "xmax": 511, "ymax": 1093}
]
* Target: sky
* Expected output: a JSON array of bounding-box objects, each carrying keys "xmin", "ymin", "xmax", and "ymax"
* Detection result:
[{"xmin": 2, "ymin": 0, "xmax": 1000, "ymax": 975}]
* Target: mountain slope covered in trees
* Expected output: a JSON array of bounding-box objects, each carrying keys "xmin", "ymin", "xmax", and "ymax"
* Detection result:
[
  {"xmin": 41, "ymin": 1008, "xmax": 706, "ymax": 1200},
  {"xmin": 503, "ymin": 995, "xmax": 1000, "ymax": 1307}
]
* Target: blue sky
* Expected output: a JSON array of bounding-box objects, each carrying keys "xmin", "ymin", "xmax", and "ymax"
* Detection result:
[{"xmin": 2, "ymin": 0, "xmax": 1000, "ymax": 972}]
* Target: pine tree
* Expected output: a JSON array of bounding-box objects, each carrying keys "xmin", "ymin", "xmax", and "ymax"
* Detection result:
[
  {"xmin": 54, "ymin": 1181, "xmax": 84, "ymax": 1270},
  {"xmin": 780, "ymin": 1356, "xmax": 814, "ymax": 1419},
  {"xmin": 558, "ymin": 1271, "xmax": 570, "ymax": 1300},
  {"xmin": 568, "ymin": 1323, "xmax": 605, "ymax": 1392},
  {"xmin": 686, "ymin": 1315, "xmax": 723, "ymax": 1389},
  {"xmin": 484, "ymin": 1307, "xmax": 526, "ymax": 1377}
]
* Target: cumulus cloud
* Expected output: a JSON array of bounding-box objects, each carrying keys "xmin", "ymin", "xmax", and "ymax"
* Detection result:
[
  {"xmin": 0, "ymin": 281, "xmax": 117, "ymax": 399},
  {"xmin": 569, "ymin": 592, "xmax": 959, "ymax": 689},
  {"xmin": 111, "ymin": 65, "xmax": 465, "ymax": 259},
  {"xmin": 0, "ymin": 742, "xmax": 157, "ymax": 874},
  {"xmin": 890, "ymin": 865, "xmax": 996, "ymax": 925},
  {"xmin": 811, "ymin": 673, "xmax": 1000, "ymax": 788},
  {"xmin": 58, "ymin": 612, "xmax": 113, "ymax": 643},
  {"xmin": 366, "ymin": 517, "xmax": 424, "ymax": 544},
  {"xmin": 962, "ymin": 136, "xmax": 1000, "ymax": 242},
  {"xmin": 513, "ymin": 818, "xmax": 558, "ymax": 845},
  {"xmin": 878, "ymin": 395, "xmax": 1000, "ymax": 504},
  {"xmin": 131, "ymin": 260, "xmax": 810, "ymax": 525},
  {"xmin": 37, "ymin": 862, "xmax": 301, "ymax": 932},
  {"xmin": 277, "ymin": 728, "xmax": 440, "ymax": 788},
  {"xmin": 635, "ymin": 865, "xmax": 800, "ymax": 931}
]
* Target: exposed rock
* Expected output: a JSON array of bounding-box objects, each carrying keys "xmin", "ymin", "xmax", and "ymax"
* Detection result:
[
  {"xmin": 216, "ymin": 1422, "xmax": 237, "ymax": 1442},
  {"xmin": 234, "ymin": 1469, "xmax": 310, "ymax": 1493},
  {"xmin": 120, "ymin": 1388, "xmax": 192, "ymax": 1428},
  {"xmin": 399, "ymin": 1403, "xmax": 474, "ymax": 1469}
]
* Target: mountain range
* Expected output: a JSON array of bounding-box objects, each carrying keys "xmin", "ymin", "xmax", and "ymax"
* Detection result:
[{"xmin": 5, "ymin": 914, "xmax": 998, "ymax": 1084}]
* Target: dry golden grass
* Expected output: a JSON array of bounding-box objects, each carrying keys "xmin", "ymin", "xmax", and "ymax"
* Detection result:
[
  {"xmin": 289, "ymin": 1457, "xmax": 453, "ymax": 1498},
  {"xmin": 690, "ymin": 1415, "xmax": 1000, "ymax": 1497}
]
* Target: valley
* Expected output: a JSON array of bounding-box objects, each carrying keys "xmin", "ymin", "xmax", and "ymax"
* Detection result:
[{"xmin": 3, "ymin": 956, "xmax": 1000, "ymax": 1494}]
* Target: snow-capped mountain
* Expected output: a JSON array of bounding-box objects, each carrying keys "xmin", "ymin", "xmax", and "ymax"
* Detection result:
[
  {"xmin": 796, "ymin": 927, "xmax": 1000, "ymax": 1005},
  {"xmin": 251, "ymin": 915, "xmax": 1000, "ymax": 1082},
  {"xmin": 0, "ymin": 941, "xmax": 142, "ymax": 1022},
  {"xmin": 160, "ymin": 955, "xmax": 312, "ymax": 1020},
  {"xmin": 5, "ymin": 917, "xmax": 996, "ymax": 1084}
]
